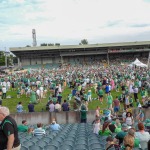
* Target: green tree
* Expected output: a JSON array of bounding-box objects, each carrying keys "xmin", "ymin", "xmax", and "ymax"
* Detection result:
[
  {"xmin": 41, "ymin": 43, "xmax": 47, "ymax": 46},
  {"xmin": 80, "ymin": 39, "xmax": 88, "ymax": 45},
  {"xmin": 55, "ymin": 43, "xmax": 60, "ymax": 46},
  {"xmin": 48, "ymin": 43, "xmax": 54, "ymax": 46},
  {"xmin": 0, "ymin": 52, "xmax": 5, "ymax": 66}
]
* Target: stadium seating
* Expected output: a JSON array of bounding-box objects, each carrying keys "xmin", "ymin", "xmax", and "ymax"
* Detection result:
[{"xmin": 20, "ymin": 123, "xmax": 106, "ymax": 150}]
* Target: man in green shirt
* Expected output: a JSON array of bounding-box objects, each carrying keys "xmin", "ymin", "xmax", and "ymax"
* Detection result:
[
  {"xmin": 98, "ymin": 87, "xmax": 104, "ymax": 103},
  {"xmin": 17, "ymin": 120, "xmax": 28, "ymax": 132},
  {"xmin": 80, "ymin": 102, "xmax": 87, "ymax": 123}
]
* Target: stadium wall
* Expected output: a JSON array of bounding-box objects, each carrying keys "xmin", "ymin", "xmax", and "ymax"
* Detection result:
[{"xmin": 10, "ymin": 108, "xmax": 150, "ymax": 125}]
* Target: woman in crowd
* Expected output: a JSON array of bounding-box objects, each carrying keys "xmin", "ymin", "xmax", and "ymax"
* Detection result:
[
  {"xmin": 135, "ymin": 122, "xmax": 150, "ymax": 150},
  {"xmin": 99, "ymin": 121, "xmax": 112, "ymax": 136},
  {"xmin": 125, "ymin": 112, "xmax": 134, "ymax": 127},
  {"xmin": 123, "ymin": 128, "xmax": 135, "ymax": 150}
]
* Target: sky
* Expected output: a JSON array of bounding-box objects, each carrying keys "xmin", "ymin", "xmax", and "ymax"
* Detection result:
[{"xmin": 0, "ymin": 0, "xmax": 150, "ymax": 50}]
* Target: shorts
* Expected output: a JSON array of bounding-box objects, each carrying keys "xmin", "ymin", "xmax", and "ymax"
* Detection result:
[
  {"xmin": 99, "ymin": 95, "xmax": 103, "ymax": 98},
  {"xmin": 114, "ymin": 106, "xmax": 119, "ymax": 112},
  {"xmin": 140, "ymin": 113, "xmax": 144, "ymax": 118}
]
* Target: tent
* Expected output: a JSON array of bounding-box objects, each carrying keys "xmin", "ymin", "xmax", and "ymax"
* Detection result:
[{"xmin": 129, "ymin": 58, "xmax": 148, "ymax": 67}]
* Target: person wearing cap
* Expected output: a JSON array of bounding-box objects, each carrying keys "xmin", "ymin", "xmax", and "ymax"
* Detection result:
[
  {"xmin": 49, "ymin": 119, "xmax": 61, "ymax": 131},
  {"xmin": 114, "ymin": 123, "xmax": 129, "ymax": 145},
  {"xmin": 136, "ymin": 104, "xmax": 144, "ymax": 122},
  {"xmin": 17, "ymin": 120, "xmax": 28, "ymax": 132},
  {"xmin": 135, "ymin": 122, "xmax": 150, "ymax": 150}
]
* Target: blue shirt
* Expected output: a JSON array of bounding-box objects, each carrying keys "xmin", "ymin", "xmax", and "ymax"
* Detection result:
[
  {"xmin": 17, "ymin": 105, "xmax": 23, "ymax": 113},
  {"xmin": 105, "ymin": 86, "xmax": 109, "ymax": 93},
  {"xmin": 50, "ymin": 123, "xmax": 61, "ymax": 131}
]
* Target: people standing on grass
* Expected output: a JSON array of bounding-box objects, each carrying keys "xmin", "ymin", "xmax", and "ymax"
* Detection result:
[
  {"xmin": 2, "ymin": 85, "xmax": 6, "ymax": 99},
  {"xmin": 16, "ymin": 102, "xmax": 23, "ymax": 113}
]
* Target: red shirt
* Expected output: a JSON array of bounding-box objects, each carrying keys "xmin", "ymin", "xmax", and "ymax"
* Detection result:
[{"xmin": 113, "ymin": 99, "xmax": 120, "ymax": 107}]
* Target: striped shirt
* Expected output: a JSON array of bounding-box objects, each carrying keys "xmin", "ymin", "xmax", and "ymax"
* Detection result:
[{"xmin": 33, "ymin": 128, "xmax": 45, "ymax": 136}]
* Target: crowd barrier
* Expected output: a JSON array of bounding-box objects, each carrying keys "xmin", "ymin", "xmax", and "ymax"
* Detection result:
[{"xmin": 10, "ymin": 108, "xmax": 150, "ymax": 125}]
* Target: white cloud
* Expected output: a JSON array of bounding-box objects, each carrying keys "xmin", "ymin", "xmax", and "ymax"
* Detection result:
[{"xmin": 0, "ymin": 0, "xmax": 150, "ymax": 48}]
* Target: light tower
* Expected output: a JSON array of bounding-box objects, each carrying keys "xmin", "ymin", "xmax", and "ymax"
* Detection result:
[{"xmin": 32, "ymin": 29, "xmax": 37, "ymax": 47}]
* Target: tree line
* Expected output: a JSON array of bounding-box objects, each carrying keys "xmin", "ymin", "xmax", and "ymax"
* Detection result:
[{"xmin": 26, "ymin": 39, "xmax": 89, "ymax": 47}]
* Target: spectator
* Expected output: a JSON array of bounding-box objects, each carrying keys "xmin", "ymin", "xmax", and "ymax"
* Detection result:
[
  {"xmin": 109, "ymin": 124, "xmax": 116, "ymax": 133},
  {"xmin": 16, "ymin": 102, "xmax": 23, "ymax": 113},
  {"xmin": 46, "ymin": 100, "xmax": 51, "ymax": 110},
  {"xmin": 80, "ymin": 102, "xmax": 87, "ymax": 123},
  {"xmin": 55, "ymin": 101, "xmax": 61, "ymax": 112},
  {"xmin": 28, "ymin": 128, "xmax": 34, "ymax": 135},
  {"xmin": 0, "ymin": 99, "xmax": 2, "ymax": 106},
  {"xmin": 17, "ymin": 120, "xmax": 28, "ymax": 132},
  {"xmin": 73, "ymin": 100, "xmax": 78, "ymax": 111},
  {"xmin": 33, "ymin": 123, "xmax": 45, "ymax": 136},
  {"xmin": 50, "ymin": 119, "xmax": 61, "ymax": 131},
  {"xmin": 62, "ymin": 100, "xmax": 69, "ymax": 111},
  {"xmin": 114, "ymin": 123, "xmax": 129, "ymax": 145},
  {"xmin": 87, "ymin": 90, "xmax": 92, "ymax": 102},
  {"xmin": 98, "ymin": 87, "xmax": 104, "ymax": 103},
  {"xmin": 135, "ymin": 122, "xmax": 150, "ymax": 150},
  {"xmin": 125, "ymin": 112, "xmax": 134, "ymax": 126},
  {"xmin": 49, "ymin": 100, "xmax": 55, "ymax": 112},
  {"xmin": 133, "ymin": 86, "xmax": 138, "ymax": 102},
  {"xmin": 113, "ymin": 96, "xmax": 120, "ymax": 117},
  {"xmin": 57, "ymin": 92, "xmax": 62, "ymax": 104},
  {"xmin": 95, "ymin": 106, "xmax": 100, "ymax": 119},
  {"xmin": 0, "ymin": 107, "xmax": 20, "ymax": 150},
  {"xmin": 107, "ymin": 92, "xmax": 113, "ymax": 112},
  {"xmin": 106, "ymin": 136, "xmax": 120, "ymax": 150},
  {"xmin": 129, "ymin": 96, "xmax": 133, "ymax": 107},
  {"xmin": 136, "ymin": 104, "xmax": 144, "ymax": 122},
  {"xmin": 0, "ymin": 89, "xmax": 2, "ymax": 99},
  {"xmin": 2, "ymin": 86, "xmax": 6, "ymax": 99},
  {"xmin": 93, "ymin": 118, "xmax": 101, "ymax": 134},
  {"xmin": 99, "ymin": 121, "xmax": 112, "ymax": 136},
  {"xmin": 123, "ymin": 128, "xmax": 135, "ymax": 150},
  {"xmin": 28, "ymin": 102, "xmax": 34, "ymax": 112},
  {"xmin": 105, "ymin": 84, "xmax": 109, "ymax": 94},
  {"xmin": 122, "ymin": 109, "xmax": 128, "ymax": 122}
]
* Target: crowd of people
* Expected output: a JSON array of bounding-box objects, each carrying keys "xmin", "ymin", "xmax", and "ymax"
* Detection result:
[{"xmin": 0, "ymin": 57, "xmax": 150, "ymax": 149}]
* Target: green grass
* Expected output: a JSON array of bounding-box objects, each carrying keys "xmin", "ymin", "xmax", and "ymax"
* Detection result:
[{"xmin": 2, "ymin": 86, "xmax": 143, "ymax": 113}]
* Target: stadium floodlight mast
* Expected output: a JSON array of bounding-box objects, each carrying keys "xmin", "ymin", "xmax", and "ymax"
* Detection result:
[{"xmin": 32, "ymin": 29, "xmax": 37, "ymax": 47}]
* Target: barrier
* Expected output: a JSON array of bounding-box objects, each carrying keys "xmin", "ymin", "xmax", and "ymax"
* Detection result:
[{"xmin": 10, "ymin": 108, "xmax": 150, "ymax": 125}]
